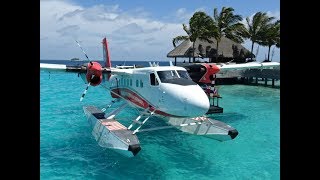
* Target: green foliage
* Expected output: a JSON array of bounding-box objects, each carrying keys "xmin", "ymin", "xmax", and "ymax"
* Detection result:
[
  {"xmin": 171, "ymin": 7, "xmax": 280, "ymax": 62},
  {"xmin": 258, "ymin": 20, "xmax": 280, "ymax": 48},
  {"xmin": 172, "ymin": 11, "xmax": 214, "ymax": 48},
  {"xmin": 242, "ymin": 11, "xmax": 280, "ymax": 61},
  {"xmin": 189, "ymin": 11, "xmax": 215, "ymax": 43},
  {"xmin": 244, "ymin": 12, "xmax": 275, "ymax": 43},
  {"xmin": 212, "ymin": 7, "xmax": 245, "ymax": 44}
]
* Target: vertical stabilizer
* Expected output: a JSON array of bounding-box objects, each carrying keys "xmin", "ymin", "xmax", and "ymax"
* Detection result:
[{"xmin": 102, "ymin": 38, "xmax": 111, "ymax": 68}]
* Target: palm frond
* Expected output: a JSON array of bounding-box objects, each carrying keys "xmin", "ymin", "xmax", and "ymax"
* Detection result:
[
  {"xmin": 183, "ymin": 24, "xmax": 191, "ymax": 36},
  {"xmin": 172, "ymin": 36, "xmax": 189, "ymax": 47},
  {"xmin": 214, "ymin": 8, "xmax": 218, "ymax": 21}
]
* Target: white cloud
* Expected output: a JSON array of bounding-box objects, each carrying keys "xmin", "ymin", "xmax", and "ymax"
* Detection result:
[
  {"xmin": 41, "ymin": 0, "xmax": 185, "ymax": 60},
  {"xmin": 112, "ymin": 23, "xmax": 144, "ymax": 35},
  {"xmin": 267, "ymin": 10, "xmax": 280, "ymax": 20},
  {"xmin": 56, "ymin": 25, "xmax": 80, "ymax": 36},
  {"xmin": 173, "ymin": 7, "xmax": 207, "ymax": 23}
]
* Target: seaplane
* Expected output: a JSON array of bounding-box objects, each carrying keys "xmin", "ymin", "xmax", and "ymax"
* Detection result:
[
  {"xmin": 40, "ymin": 37, "xmax": 278, "ymax": 157},
  {"xmin": 180, "ymin": 61, "xmax": 280, "ymax": 85}
]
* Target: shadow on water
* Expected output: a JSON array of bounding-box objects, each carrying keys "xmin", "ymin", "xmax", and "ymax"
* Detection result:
[
  {"xmin": 208, "ymin": 112, "xmax": 248, "ymax": 124},
  {"xmin": 126, "ymin": 116, "xmax": 223, "ymax": 178}
]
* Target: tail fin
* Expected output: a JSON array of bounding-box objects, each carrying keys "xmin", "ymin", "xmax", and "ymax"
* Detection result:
[{"xmin": 102, "ymin": 37, "xmax": 111, "ymax": 68}]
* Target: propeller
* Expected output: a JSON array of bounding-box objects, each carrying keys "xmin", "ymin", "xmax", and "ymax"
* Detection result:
[
  {"xmin": 75, "ymin": 39, "xmax": 103, "ymax": 102},
  {"xmin": 80, "ymin": 75, "xmax": 94, "ymax": 101}
]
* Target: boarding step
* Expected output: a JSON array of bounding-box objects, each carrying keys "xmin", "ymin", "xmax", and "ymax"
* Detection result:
[{"xmin": 206, "ymin": 106, "xmax": 223, "ymax": 114}]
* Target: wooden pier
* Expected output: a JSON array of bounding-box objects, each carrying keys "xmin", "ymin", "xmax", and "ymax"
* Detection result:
[
  {"xmin": 216, "ymin": 68, "xmax": 280, "ymax": 88},
  {"xmin": 206, "ymin": 94, "xmax": 223, "ymax": 114}
]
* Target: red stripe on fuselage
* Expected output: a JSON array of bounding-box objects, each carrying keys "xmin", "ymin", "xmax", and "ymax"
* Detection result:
[{"xmin": 110, "ymin": 88, "xmax": 181, "ymax": 117}]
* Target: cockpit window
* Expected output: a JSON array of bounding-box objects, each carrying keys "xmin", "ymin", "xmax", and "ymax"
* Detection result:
[
  {"xmin": 177, "ymin": 70, "xmax": 191, "ymax": 80},
  {"xmin": 157, "ymin": 70, "xmax": 179, "ymax": 82},
  {"xmin": 156, "ymin": 70, "xmax": 196, "ymax": 85},
  {"xmin": 150, "ymin": 73, "xmax": 159, "ymax": 86}
]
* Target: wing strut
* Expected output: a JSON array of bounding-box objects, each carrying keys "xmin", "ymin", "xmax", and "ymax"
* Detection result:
[{"xmin": 128, "ymin": 106, "xmax": 156, "ymax": 134}]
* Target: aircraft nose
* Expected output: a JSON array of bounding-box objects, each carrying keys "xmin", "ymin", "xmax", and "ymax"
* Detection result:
[{"xmin": 183, "ymin": 87, "xmax": 210, "ymax": 117}]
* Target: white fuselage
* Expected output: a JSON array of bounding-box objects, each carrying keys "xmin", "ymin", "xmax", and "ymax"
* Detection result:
[{"xmin": 103, "ymin": 66, "xmax": 210, "ymax": 118}]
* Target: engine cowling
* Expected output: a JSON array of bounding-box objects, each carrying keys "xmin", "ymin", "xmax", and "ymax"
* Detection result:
[
  {"xmin": 86, "ymin": 62, "xmax": 102, "ymax": 86},
  {"xmin": 199, "ymin": 63, "xmax": 220, "ymax": 83}
]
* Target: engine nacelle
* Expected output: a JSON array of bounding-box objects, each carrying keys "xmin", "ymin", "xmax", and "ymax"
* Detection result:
[
  {"xmin": 199, "ymin": 63, "xmax": 220, "ymax": 83},
  {"xmin": 86, "ymin": 62, "xmax": 102, "ymax": 86}
]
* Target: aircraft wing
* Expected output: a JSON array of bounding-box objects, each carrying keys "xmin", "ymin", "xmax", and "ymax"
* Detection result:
[
  {"xmin": 40, "ymin": 63, "xmax": 112, "ymax": 73},
  {"xmin": 110, "ymin": 68, "xmax": 134, "ymax": 75},
  {"xmin": 40, "ymin": 63, "xmax": 67, "ymax": 72},
  {"xmin": 217, "ymin": 62, "xmax": 280, "ymax": 71}
]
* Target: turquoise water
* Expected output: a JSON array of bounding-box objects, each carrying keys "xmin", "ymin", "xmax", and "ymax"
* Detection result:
[{"xmin": 40, "ymin": 70, "xmax": 280, "ymax": 180}]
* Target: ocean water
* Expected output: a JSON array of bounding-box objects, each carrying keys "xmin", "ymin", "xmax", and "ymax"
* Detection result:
[{"xmin": 40, "ymin": 61, "xmax": 280, "ymax": 180}]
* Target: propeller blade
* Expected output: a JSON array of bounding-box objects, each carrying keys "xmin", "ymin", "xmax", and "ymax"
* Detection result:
[
  {"xmin": 75, "ymin": 39, "xmax": 93, "ymax": 65},
  {"xmin": 80, "ymin": 75, "xmax": 95, "ymax": 102},
  {"xmin": 80, "ymin": 82, "xmax": 91, "ymax": 102}
]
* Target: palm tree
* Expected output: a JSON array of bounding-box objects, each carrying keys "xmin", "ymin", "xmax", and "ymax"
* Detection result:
[
  {"xmin": 258, "ymin": 20, "xmax": 280, "ymax": 61},
  {"xmin": 211, "ymin": 7, "xmax": 245, "ymax": 62},
  {"xmin": 172, "ymin": 24, "xmax": 191, "ymax": 48},
  {"xmin": 172, "ymin": 11, "xmax": 214, "ymax": 62},
  {"xmin": 242, "ymin": 12, "xmax": 275, "ymax": 61}
]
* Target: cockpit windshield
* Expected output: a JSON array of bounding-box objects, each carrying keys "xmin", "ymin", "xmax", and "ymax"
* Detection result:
[
  {"xmin": 156, "ymin": 70, "xmax": 196, "ymax": 86},
  {"xmin": 177, "ymin": 70, "xmax": 192, "ymax": 80},
  {"xmin": 157, "ymin": 70, "xmax": 179, "ymax": 82}
]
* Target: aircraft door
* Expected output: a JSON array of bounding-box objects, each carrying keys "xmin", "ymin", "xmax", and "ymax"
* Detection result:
[{"xmin": 149, "ymin": 73, "xmax": 161, "ymax": 106}]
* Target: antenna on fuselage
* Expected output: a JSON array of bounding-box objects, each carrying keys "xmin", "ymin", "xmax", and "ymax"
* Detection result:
[{"xmin": 149, "ymin": 62, "xmax": 159, "ymax": 67}]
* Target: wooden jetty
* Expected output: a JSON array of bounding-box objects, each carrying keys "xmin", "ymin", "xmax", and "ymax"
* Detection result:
[
  {"xmin": 206, "ymin": 94, "xmax": 223, "ymax": 114},
  {"xmin": 216, "ymin": 68, "xmax": 280, "ymax": 88}
]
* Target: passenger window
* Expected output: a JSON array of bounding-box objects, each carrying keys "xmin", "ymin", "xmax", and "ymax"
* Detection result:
[
  {"xmin": 127, "ymin": 79, "xmax": 129, "ymax": 86},
  {"xmin": 140, "ymin": 80, "xmax": 143, "ymax": 88},
  {"xmin": 150, "ymin": 73, "xmax": 159, "ymax": 86},
  {"xmin": 136, "ymin": 80, "xmax": 139, "ymax": 87}
]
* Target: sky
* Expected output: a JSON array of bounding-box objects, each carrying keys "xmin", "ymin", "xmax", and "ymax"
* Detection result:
[{"xmin": 40, "ymin": 0, "xmax": 280, "ymax": 62}]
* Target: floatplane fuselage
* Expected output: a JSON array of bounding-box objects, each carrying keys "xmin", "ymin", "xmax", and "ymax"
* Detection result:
[{"xmin": 82, "ymin": 66, "xmax": 210, "ymax": 118}]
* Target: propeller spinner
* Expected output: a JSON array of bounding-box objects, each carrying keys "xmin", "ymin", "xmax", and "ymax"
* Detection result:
[{"xmin": 80, "ymin": 62, "xmax": 103, "ymax": 101}]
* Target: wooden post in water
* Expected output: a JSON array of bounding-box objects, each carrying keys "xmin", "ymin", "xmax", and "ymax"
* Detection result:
[
  {"xmin": 210, "ymin": 76, "xmax": 216, "ymax": 106},
  {"xmin": 272, "ymin": 79, "xmax": 275, "ymax": 87},
  {"xmin": 265, "ymin": 78, "xmax": 268, "ymax": 86},
  {"xmin": 241, "ymin": 77, "xmax": 245, "ymax": 84}
]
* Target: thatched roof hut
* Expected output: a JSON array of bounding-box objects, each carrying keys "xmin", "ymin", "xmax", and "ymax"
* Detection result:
[{"xmin": 167, "ymin": 37, "xmax": 254, "ymax": 63}]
